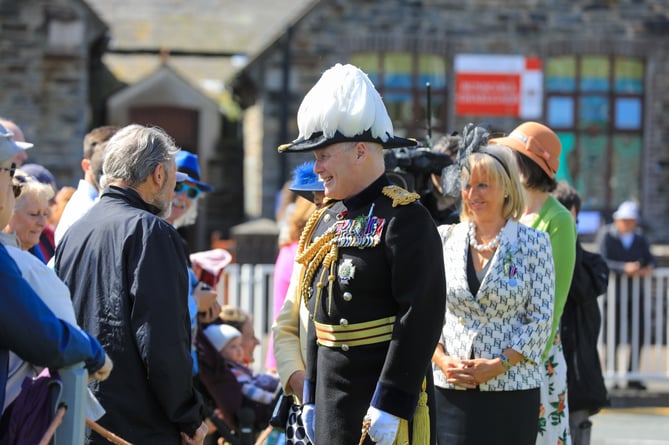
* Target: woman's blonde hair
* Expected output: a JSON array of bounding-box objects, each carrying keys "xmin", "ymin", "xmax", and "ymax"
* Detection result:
[
  {"xmin": 13, "ymin": 170, "xmax": 55, "ymax": 211},
  {"xmin": 459, "ymin": 144, "xmax": 525, "ymax": 222}
]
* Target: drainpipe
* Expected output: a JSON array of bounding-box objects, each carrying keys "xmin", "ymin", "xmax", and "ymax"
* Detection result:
[{"xmin": 278, "ymin": 25, "xmax": 293, "ymax": 187}]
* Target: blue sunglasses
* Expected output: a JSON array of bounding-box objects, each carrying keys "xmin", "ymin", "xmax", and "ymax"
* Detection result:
[{"xmin": 174, "ymin": 182, "xmax": 202, "ymax": 199}]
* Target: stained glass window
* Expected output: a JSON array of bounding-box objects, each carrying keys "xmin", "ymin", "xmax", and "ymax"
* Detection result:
[
  {"xmin": 546, "ymin": 56, "xmax": 576, "ymax": 93},
  {"xmin": 351, "ymin": 52, "xmax": 448, "ymax": 138},
  {"xmin": 546, "ymin": 55, "xmax": 644, "ymax": 212}
]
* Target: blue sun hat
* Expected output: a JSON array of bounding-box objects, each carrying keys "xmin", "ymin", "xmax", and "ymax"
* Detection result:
[
  {"xmin": 0, "ymin": 123, "xmax": 32, "ymax": 162},
  {"xmin": 289, "ymin": 161, "xmax": 324, "ymax": 201},
  {"xmin": 175, "ymin": 150, "xmax": 213, "ymax": 192}
]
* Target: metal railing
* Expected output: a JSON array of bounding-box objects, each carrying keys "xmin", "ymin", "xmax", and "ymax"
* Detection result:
[
  {"xmin": 219, "ymin": 263, "xmax": 276, "ymax": 368},
  {"xmin": 54, "ymin": 266, "xmax": 668, "ymax": 443},
  {"xmin": 221, "ymin": 263, "xmax": 669, "ymax": 384},
  {"xmin": 599, "ymin": 267, "xmax": 669, "ymax": 384},
  {"xmin": 53, "ymin": 364, "xmax": 87, "ymax": 445}
]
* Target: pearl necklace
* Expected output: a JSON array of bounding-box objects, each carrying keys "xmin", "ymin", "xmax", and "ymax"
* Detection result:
[{"xmin": 468, "ymin": 222, "xmax": 503, "ymax": 252}]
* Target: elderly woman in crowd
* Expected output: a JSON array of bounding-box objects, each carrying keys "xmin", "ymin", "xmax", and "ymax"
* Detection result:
[
  {"xmin": 2, "ymin": 171, "xmax": 53, "ymax": 262},
  {"xmin": 1, "ymin": 163, "xmax": 112, "ymax": 418},
  {"xmin": 432, "ymin": 142, "xmax": 554, "ymax": 445}
]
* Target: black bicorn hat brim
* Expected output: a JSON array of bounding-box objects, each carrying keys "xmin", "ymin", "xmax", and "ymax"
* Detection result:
[{"xmin": 278, "ymin": 129, "xmax": 418, "ymax": 153}]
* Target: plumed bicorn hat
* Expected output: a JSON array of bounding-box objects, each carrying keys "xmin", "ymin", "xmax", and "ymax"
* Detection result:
[{"xmin": 278, "ymin": 63, "xmax": 417, "ymax": 153}]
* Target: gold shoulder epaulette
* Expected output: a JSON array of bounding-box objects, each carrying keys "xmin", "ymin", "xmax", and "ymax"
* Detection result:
[{"xmin": 382, "ymin": 185, "xmax": 420, "ymax": 207}]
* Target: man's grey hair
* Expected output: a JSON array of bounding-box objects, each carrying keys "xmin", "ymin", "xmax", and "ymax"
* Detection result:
[{"xmin": 100, "ymin": 124, "xmax": 178, "ymax": 188}]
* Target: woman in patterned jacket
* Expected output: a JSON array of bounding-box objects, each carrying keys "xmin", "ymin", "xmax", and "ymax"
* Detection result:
[
  {"xmin": 491, "ymin": 122, "xmax": 577, "ymax": 445},
  {"xmin": 432, "ymin": 143, "xmax": 554, "ymax": 445}
]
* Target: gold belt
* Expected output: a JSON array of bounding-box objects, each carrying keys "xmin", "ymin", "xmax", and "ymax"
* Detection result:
[{"xmin": 315, "ymin": 316, "xmax": 395, "ymax": 349}]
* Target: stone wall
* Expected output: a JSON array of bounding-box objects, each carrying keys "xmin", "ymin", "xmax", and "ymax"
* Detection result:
[
  {"xmin": 241, "ymin": 0, "xmax": 669, "ymax": 241},
  {"xmin": 0, "ymin": 0, "xmax": 106, "ymax": 187}
]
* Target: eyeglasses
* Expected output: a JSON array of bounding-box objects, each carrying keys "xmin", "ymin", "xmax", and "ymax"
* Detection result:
[
  {"xmin": 0, "ymin": 162, "xmax": 16, "ymax": 178},
  {"xmin": 174, "ymin": 182, "xmax": 201, "ymax": 200}
]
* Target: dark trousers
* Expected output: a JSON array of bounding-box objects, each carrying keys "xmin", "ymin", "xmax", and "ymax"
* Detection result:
[{"xmin": 434, "ymin": 386, "xmax": 539, "ymax": 445}]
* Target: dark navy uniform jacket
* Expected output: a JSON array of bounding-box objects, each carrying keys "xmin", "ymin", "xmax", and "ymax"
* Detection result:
[{"xmin": 302, "ymin": 174, "xmax": 445, "ymax": 444}]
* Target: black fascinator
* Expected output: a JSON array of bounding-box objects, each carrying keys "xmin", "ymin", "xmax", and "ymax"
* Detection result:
[{"xmin": 440, "ymin": 123, "xmax": 490, "ymax": 199}]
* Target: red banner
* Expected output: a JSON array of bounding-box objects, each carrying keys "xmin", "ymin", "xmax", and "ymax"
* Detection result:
[{"xmin": 455, "ymin": 73, "xmax": 521, "ymax": 116}]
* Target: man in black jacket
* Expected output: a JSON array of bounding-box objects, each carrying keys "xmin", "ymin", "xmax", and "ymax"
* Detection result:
[
  {"xmin": 596, "ymin": 199, "xmax": 656, "ymax": 391},
  {"xmin": 55, "ymin": 125, "xmax": 207, "ymax": 445}
]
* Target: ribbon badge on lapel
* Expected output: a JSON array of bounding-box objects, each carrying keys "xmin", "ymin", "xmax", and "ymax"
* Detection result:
[
  {"xmin": 503, "ymin": 245, "xmax": 519, "ymax": 287},
  {"xmin": 334, "ymin": 204, "xmax": 385, "ymax": 249}
]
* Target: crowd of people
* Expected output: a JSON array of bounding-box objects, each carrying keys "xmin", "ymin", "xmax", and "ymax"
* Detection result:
[
  {"xmin": 0, "ymin": 119, "xmax": 271, "ymax": 444},
  {"xmin": 0, "ymin": 60, "xmax": 659, "ymax": 445}
]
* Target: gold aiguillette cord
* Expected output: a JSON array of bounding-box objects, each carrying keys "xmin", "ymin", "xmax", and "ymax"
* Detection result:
[{"xmin": 359, "ymin": 417, "xmax": 371, "ymax": 445}]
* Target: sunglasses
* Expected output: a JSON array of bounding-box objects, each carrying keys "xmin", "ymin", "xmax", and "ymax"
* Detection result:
[
  {"xmin": 0, "ymin": 162, "xmax": 16, "ymax": 178},
  {"xmin": 12, "ymin": 174, "xmax": 26, "ymax": 198},
  {"xmin": 174, "ymin": 182, "xmax": 201, "ymax": 199}
]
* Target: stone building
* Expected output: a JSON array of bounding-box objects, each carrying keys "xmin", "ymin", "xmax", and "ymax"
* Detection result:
[
  {"xmin": 2, "ymin": 0, "xmax": 669, "ymax": 245},
  {"xmin": 0, "ymin": 0, "xmax": 257, "ymax": 249},
  {"xmin": 233, "ymin": 0, "xmax": 669, "ymax": 242},
  {"xmin": 0, "ymin": 0, "xmax": 113, "ymax": 182}
]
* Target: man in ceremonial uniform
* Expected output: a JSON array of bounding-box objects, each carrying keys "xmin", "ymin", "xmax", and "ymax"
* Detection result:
[{"xmin": 276, "ymin": 63, "xmax": 446, "ymax": 445}]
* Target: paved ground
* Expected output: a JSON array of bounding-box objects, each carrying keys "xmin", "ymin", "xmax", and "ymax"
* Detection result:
[
  {"xmin": 592, "ymin": 408, "xmax": 669, "ymax": 445},
  {"xmin": 590, "ymin": 384, "xmax": 669, "ymax": 445}
]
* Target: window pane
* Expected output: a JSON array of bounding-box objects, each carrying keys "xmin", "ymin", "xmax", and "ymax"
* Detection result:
[
  {"xmin": 384, "ymin": 91, "xmax": 412, "ymax": 102},
  {"xmin": 385, "ymin": 52, "xmax": 412, "ymax": 89},
  {"xmin": 547, "ymin": 97, "xmax": 574, "ymax": 128},
  {"xmin": 385, "ymin": 100, "xmax": 413, "ymax": 137},
  {"xmin": 615, "ymin": 58, "xmax": 644, "ymax": 93},
  {"xmin": 350, "ymin": 53, "xmax": 379, "ymax": 73},
  {"xmin": 575, "ymin": 135, "xmax": 607, "ymax": 209},
  {"xmin": 615, "ymin": 97, "xmax": 642, "ymax": 130},
  {"xmin": 555, "ymin": 132, "xmax": 575, "ymax": 185},
  {"xmin": 579, "ymin": 96, "xmax": 609, "ymax": 130},
  {"xmin": 351, "ymin": 53, "xmax": 380, "ymax": 84},
  {"xmin": 418, "ymin": 55, "xmax": 447, "ymax": 89},
  {"xmin": 611, "ymin": 134, "xmax": 641, "ymax": 205},
  {"xmin": 418, "ymin": 94, "xmax": 446, "ymax": 136},
  {"xmin": 546, "ymin": 56, "xmax": 576, "ymax": 92},
  {"xmin": 580, "ymin": 56, "xmax": 610, "ymax": 92}
]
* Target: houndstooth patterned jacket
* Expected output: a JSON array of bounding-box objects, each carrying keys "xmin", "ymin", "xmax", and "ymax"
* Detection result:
[{"xmin": 433, "ymin": 220, "xmax": 554, "ymax": 391}]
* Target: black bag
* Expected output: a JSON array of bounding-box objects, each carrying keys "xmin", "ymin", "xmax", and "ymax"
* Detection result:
[
  {"xmin": 269, "ymin": 391, "xmax": 293, "ymax": 431},
  {"xmin": 268, "ymin": 391, "xmax": 312, "ymax": 445}
]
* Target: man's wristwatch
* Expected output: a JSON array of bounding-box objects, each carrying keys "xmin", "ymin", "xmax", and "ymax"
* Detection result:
[{"xmin": 499, "ymin": 353, "xmax": 511, "ymax": 371}]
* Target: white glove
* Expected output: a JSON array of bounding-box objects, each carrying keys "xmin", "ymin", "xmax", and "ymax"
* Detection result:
[
  {"xmin": 301, "ymin": 403, "xmax": 316, "ymax": 443},
  {"xmin": 365, "ymin": 406, "xmax": 400, "ymax": 445}
]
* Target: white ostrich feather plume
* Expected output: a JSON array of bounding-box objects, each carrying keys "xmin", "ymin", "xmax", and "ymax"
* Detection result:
[{"xmin": 296, "ymin": 63, "xmax": 394, "ymax": 143}]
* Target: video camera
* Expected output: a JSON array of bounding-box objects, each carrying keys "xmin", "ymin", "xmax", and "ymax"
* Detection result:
[{"xmin": 384, "ymin": 144, "xmax": 454, "ymax": 197}]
